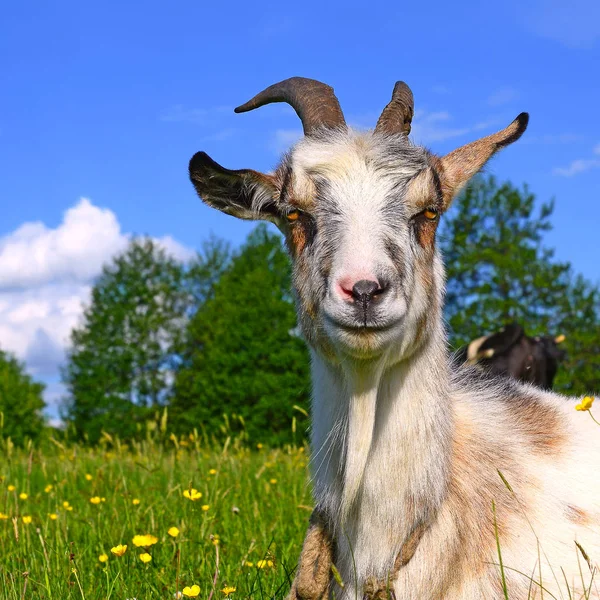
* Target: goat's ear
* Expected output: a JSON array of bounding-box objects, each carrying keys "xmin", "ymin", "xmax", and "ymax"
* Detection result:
[
  {"xmin": 189, "ymin": 151, "xmax": 279, "ymax": 222},
  {"xmin": 437, "ymin": 113, "xmax": 529, "ymax": 209}
]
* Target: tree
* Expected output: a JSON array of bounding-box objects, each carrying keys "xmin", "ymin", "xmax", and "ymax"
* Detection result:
[
  {"xmin": 62, "ymin": 238, "xmax": 190, "ymax": 442},
  {"xmin": 440, "ymin": 175, "xmax": 600, "ymax": 395},
  {"xmin": 0, "ymin": 349, "xmax": 45, "ymax": 445},
  {"xmin": 171, "ymin": 225, "xmax": 311, "ymax": 446}
]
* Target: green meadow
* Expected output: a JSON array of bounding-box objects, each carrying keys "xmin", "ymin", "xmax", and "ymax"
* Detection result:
[{"xmin": 0, "ymin": 432, "xmax": 311, "ymax": 599}]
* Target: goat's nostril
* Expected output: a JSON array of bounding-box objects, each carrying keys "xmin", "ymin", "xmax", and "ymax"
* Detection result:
[{"xmin": 351, "ymin": 279, "xmax": 384, "ymax": 303}]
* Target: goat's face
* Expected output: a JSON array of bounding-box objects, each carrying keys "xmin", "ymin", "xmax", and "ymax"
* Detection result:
[{"xmin": 189, "ymin": 78, "xmax": 528, "ymax": 363}]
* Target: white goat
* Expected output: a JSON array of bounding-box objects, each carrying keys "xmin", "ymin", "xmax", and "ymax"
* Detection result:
[{"xmin": 189, "ymin": 77, "xmax": 600, "ymax": 600}]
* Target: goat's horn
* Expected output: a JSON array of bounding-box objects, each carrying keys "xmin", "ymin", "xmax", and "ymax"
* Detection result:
[
  {"xmin": 234, "ymin": 77, "xmax": 346, "ymax": 136},
  {"xmin": 375, "ymin": 81, "xmax": 414, "ymax": 136}
]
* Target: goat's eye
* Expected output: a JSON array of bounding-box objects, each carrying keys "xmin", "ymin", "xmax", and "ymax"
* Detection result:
[
  {"xmin": 423, "ymin": 208, "xmax": 439, "ymax": 220},
  {"xmin": 286, "ymin": 210, "xmax": 301, "ymax": 222}
]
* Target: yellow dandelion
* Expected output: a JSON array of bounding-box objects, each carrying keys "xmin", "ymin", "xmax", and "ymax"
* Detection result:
[
  {"xmin": 256, "ymin": 559, "xmax": 274, "ymax": 569},
  {"xmin": 132, "ymin": 498, "xmax": 140, "ymax": 505},
  {"xmin": 48, "ymin": 513, "xmax": 58, "ymax": 520},
  {"xmin": 62, "ymin": 501, "xmax": 73, "ymax": 511},
  {"xmin": 90, "ymin": 496, "xmax": 102, "ymax": 505},
  {"xmin": 183, "ymin": 488, "xmax": 202, "ymax": 501},
  {"xmin": 132, "ymin": 534, "xmax": 158, "ymax": 547},
  {"xmin": 7, "ymin": 485, "xmax": 15, "ymax": 492},
  {"xmin": 221, "ymin": 586, "xmax": 236, "ymax": 596},
  {"xmin": 110, "ymin": 544, "xmax": 127, "ymax": 557},
  {"xmin": 44, "ymin": 484, "xmax": 53, "ymax": 493},
  {"xmin": 575, "ymin": 396, "xmax": 595, "ymax": 411},
  {"xmin": 211, "ymin": 534, "xmax": 220, "ymax": 546},
  {"xmin": 99, "ymin": 553, "xmax": 108, "ymax": 563},
  {"xmin": 101, "ymin": 497, "xmax": 106, "ymax": 502},
  {"xmin": 85, "ymin": 474, "xmax": 93, "ymax": 481},
  {"xmin": 209, "ymin": 469, "xmax": 217, "ymax": 475},
  {"xmin": 168, "ymin": 526, "xmax": 180, "ymax": 538},
  {"xmin": 182, "ymin": 585, "xmax": 201, "ymax": 598},
  {"xmin": 269, "ymin": 479, "xmax": 277, "ymax": 485},
  {"xmin": 201, "ymin": 505, "xmax": 210, "ymax": 511},
  {"xmin": 19, "ymin": 492, "xmax": 28, "ymax": 500},
  {"xmin": 22, "ymin": 515, "xmax": 32, "ymax": 524},
  {"xmin": 139, "ymin": 552, "xmax": 152, "ymax": 563},
  {"xmin": 0, "ymin": 513, "xmax": 9, "ymax": 520},
  {"xmin": 256, "ymin": 443, "xmax": 263, "ymax": 450},
  {"xmin": 245, "ymin": 561, "xmax": 253, "ymax": 567}
]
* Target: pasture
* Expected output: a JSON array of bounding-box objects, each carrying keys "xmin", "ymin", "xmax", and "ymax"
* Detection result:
[{"xmin": 0, "ymin": 430, "xmax": 310, "ymax": 599}]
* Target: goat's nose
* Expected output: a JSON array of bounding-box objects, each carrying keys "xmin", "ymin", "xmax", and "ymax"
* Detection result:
[{"xmin": 351, "ymin": 279, "xmax": 387, "ymax": 304}]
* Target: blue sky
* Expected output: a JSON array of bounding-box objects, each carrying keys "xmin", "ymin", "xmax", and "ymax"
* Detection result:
[{"xmin": 1, "ymin": 0, "xmax": 599, "ymax": 419}]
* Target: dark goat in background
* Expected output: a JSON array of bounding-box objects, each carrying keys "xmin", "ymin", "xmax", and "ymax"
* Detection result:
[{"xmin": 458, "ymin": 323, "xmax": 566, "ymax": 389}]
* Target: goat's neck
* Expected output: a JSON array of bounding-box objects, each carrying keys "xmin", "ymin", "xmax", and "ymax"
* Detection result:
[{"xmin": 310, "ymin": 324, "xmax": 453, "ymax": 528}]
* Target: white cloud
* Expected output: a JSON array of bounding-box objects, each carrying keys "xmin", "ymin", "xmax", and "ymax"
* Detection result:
[
  {"xmin": 487, "ymin": 87, "xmax": 519, "ymax": 107},
  {"xmin": 553, "ymin": 158, "xmax": 600, "ymax": 177},
  {"xmin": 411, "ymin": 110, "xmax": 471, "ymax": 144},
  {"xmin": 553, "ymin": 143, "xmax": 600, "ymax": 176},
  {"xmin": 271, "ymin": 128, "xmax": 302, "ymax": 153},
  {"xmin": 0, "ymin": 199, "xmax": 193, "ymax": 408}
]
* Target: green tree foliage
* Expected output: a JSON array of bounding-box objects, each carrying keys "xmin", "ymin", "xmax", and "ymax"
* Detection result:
[
  {"xmin": 0, "ymin": 349, "xmax": 45, "ymax": 445},
  {"xmin": 172, "ymin": 225, "xmax": 310, "ymax": 446},
  {"xmin": 440, "ymin": 175, "xmax": 600, "ymax": 395},
  {"xmin": 62, "ymin": 238, "xmax": 190, "ymax": 442}
]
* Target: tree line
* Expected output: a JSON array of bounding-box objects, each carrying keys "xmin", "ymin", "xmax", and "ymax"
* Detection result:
[{"xmin": 1, "ymin": 177, "xmax": 599, "ymax": 446}]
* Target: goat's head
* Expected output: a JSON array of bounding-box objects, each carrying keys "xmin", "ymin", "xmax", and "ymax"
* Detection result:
[{"xmin": 189, "ymin": 77, "xmax": 528, "ymax": 363}]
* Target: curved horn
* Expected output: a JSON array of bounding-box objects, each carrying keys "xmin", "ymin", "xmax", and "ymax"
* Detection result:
[
  {"xmin": 234, "ymin": 77, "xmax": 346, "ymax": 136},
  {"xmin": 375, "ymin": 81, "xmax": 414, "ymax": 136}
]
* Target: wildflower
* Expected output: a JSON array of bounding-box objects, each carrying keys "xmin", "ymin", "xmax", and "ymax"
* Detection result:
[
  {"xmin": 221, "ymin": 586, "xmax": 236, "ymax": 596},
  {"xmin": 576, "ymin": 396, "xmax": 595, "ymax": 411},
  {"xmin": 111, "ymin": 544, "xmax": 127, "ymax": 557},
  {"xmin": 256, "ymin": 443, "xmax": 263, "ymax": 449},
  {"xmin": 7, "ymin": 485, "xmax": 15, "ymax": 492},
  {"xmin": 44, "ymin": 484, "xmax": 53, "ymax": 493},
  {"xmin": 256, "ymin": 559, "xmax": 274, "ymax": 569},
  {"xmin": 85, "ymin": 474, "xmax": 93, "ymax": 481},
  {"xmin": 182, "ymin": 586, "xmax": 201, "ymax": 598},
  {"xmin": 63, "ymin": 501, "xmax": 73, "ymax": 511},
  {"xmin": 132, "ymin": 498, "xmax": 140, "ymax": 505},
  {"xmin": 0, "ymin": 513, "xmax": 9, "ymax": 520},
  {"xmin": 139, "ymin": 552, "xmax": 152, "ymax": 563},
  {"xmin": 132, "ymin": 534, "xmax": 158, "ymax": 547},
  {"xmin": 99, "ymin": 554, "xmax": 108, "ymax": 563},
  {"xmin": 22, "ymin": 515, "xmax": 32, "ymax": 524},
  {"xmin": 48, "ymin": 513, "xmax": 58, "ymax": 520},
  {"xmin": 269, "ymin": 479, "xmax": 277, "ymax": 485},
  {"xmin": 183, "ymin": 488, "xmax": 202, "ymax": 501},
  {"xmin": 211, "ymin": 534, "xmax": 220, "ymax": 546},
  {"xmin": 90, "ymin": 496, "xmax": 102, "ymax": 505},
  {"xmin": 201, "ymin": 505, "xmax": 210, "ymax": 511},
  {"xmin": 19, "ymin": 492, "xmax": 28, "ymax": 500},
  {"xmin": 101, "ymin": 497, "xmax": 106, "ymax": 502},
  {"xmin": 168, "ymin": 527, "xmax": 180, "ymax": 538},
  {"xmin": 245, "ymin": 561, "xmax": 253, "ymax": 567},
  {"xmin": 209, "ymin": 469, "xmax": 217, "ymax": 475}
]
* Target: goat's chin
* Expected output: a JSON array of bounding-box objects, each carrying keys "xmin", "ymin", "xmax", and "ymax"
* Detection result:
[{"xmin": 323, "ymin": 319, "xmax": 404, "ymax": 360}]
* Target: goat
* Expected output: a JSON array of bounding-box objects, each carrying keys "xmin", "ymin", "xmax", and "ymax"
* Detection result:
[
  {"xmin": 459, "ymin": 322, "xmax": 566, "ymax": 389},
  {"xmin": 188, "ymin": 78, "xmax": 600, "ymax": 600}
]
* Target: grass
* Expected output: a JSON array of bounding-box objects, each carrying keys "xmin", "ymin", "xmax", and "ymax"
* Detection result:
[{"xmin": 0, "ymin": 433, "xmax": 312, "ymax": 599}]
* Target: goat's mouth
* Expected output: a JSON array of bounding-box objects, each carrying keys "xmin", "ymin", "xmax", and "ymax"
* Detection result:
[{"xmin": 323, "ymin": 314, "xmax": 402, "ymax": 335}]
